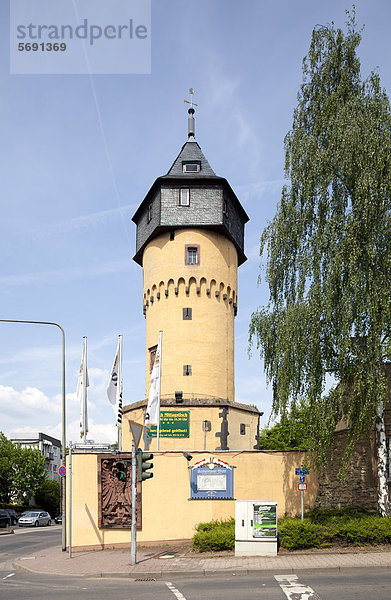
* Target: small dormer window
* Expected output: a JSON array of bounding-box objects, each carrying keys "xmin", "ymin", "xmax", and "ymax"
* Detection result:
[
  {"xmin": 183, "ymin": 162, "xmax": 200, "ymax": 173},
  {"xmin": 147, "ymin": 203, "xmax": 152, "ymax": 223},
  {"xmin": 179, "ymin": 189, "xmax": 190, "ymax": 206}
]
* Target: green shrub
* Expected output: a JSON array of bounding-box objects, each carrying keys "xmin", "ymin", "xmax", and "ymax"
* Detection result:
[
  {"xmin": 336, "ymin": 516, "xmax": 391, "ymax": 546},
  {"xmin": 192, "ymin": 518, "xmax": 235, "ymax": 552},
  {"xmin": 278, "ymin": 519, "xmax": 333, "ymax": 550}
]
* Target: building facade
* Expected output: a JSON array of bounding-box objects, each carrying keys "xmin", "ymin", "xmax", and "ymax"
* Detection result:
[
  {"xmin": 11, "ymin": 432, "xmax": 61, "ymax": 482},
  {"xmin": 125, "ymin": 103, "xmax": 260, "ymax": 450}
]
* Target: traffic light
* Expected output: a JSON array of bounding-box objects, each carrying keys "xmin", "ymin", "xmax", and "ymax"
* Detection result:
[
  {"xmin": 114, "ymin": 460, "xmax": 128, "ymax": 482},
  {"xmin": 137, "ymin": 451, "xmax": 154, "ymax": 482}
]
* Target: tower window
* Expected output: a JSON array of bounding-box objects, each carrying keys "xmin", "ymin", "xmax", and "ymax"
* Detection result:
[
  {"xmin": 183, "ymin": 163, "xmax": 200, "ymax": 173},
  {"xmin": 240, "ymin": 423, "xmax": 246, "ymax": 435},
  {"xmin": 223, "ymin": 199, "xmax": 228, "ymax": 216},
  {"xmin": 149, "ymin": 345, "xmax": 157, "ymax": 373},
  {"xmin": 185, "ymin": 245, "xmax": 199, "ymax": 265},
  {"xmin": 179, "ymin": 189, "xmax": 190, "ymax": 206},
  {"xmin": 183, "ymin": 365, "xmax": 192, "ymax": 376},
  {"xmin": 170, "ymin": 229, "xmax": 175, "ymax": 241},
  {"xmin": 147, "ymin": 203, "xmax": 152, "ymax": 223},
  {"xmin": 183, "ymin": 307, "xmax": 192, "ymax": 320}
]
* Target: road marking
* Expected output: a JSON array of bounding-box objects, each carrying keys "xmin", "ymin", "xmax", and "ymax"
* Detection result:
[
  {"xmin": 274, "ymin": 574, "xmax": 321, "ymax": 600},
  {"xmin": 165, "ymin": 581, "xmax": 187, "ymax": 600},
  {"xmin": 2, "ymin": 573, "xmax": 15, "ymax": 580}
]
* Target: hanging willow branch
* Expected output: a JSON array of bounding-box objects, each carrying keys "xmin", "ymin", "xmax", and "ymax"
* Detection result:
[{"xmin": 249, "ymin": 10, "xmax": 391, "ymax": 489}]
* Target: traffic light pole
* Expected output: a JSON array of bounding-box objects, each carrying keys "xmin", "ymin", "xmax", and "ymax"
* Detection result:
[{"xmin": 131, "ymin": 441, "xmax": 137, "ymax": 565}]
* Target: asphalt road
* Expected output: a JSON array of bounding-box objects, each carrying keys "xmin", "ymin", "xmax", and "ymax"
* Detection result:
[
  {"xmin": 0, "ymin": 524, "xmax": 62, "ymax": 564},
  {"xmin": 1, "ymin": 529, "xmax": 391, "ymax": 600},
  {"xmin": 0, "ymin": 569, "xmax": 391, "ymax": 600}
]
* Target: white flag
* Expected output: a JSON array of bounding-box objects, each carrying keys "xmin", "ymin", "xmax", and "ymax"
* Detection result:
[
  {"xmin": 107, "ymin": 337, "xmax": 123, "ymax": 428},
  {"xmin": 78, "ymin": 338, "xmax": 89, "ymax": 440},
  {"xmin": 144, "ymin": 335, "xmax": 161, "ymax": 429}
]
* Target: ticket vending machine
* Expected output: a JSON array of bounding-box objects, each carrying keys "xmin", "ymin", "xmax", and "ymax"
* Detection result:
[{"xmin": 235, "ymin": 500, "xmax": 278, "ymax": 556}]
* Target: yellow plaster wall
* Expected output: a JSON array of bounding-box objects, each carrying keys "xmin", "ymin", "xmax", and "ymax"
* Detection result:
[
  {"xmin": 122, "ymin": 406, "xmax": 259, "ymax": 452},
  {"xmin": 142, "ymin": 229, "xmax": 237, "ymax": 402},
  {"xmin": 67, "ymin": 450, "xmax": 318, "ymax": 550}
]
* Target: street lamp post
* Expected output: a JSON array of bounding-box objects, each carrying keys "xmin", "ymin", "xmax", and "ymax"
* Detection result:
[{"xmin": 0, "ymin": 319, "xmax": 67, "ymax": 552}]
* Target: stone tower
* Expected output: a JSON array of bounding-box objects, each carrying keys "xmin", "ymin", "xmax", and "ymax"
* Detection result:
[{"xmin": 132, "ymin": 103, "xmax": 249, "ymax": 404}]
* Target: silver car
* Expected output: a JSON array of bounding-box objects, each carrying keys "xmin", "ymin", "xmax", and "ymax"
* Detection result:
[{"xmin": 18, "ymin": 511, "xmax": 51, "ymax": 527}]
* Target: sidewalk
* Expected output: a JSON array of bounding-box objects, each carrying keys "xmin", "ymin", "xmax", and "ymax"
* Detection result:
[{"xmin": 14, "ymin": 543, "xmax": 391, "ymax": 579}]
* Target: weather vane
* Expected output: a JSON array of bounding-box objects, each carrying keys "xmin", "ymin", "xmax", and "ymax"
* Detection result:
[{"xmin": 184, "ymin": 88, "xmax": 198, "ymax": 109}]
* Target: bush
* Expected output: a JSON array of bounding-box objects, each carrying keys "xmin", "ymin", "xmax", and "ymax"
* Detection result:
[
  {"xmin": 278, "ymin": 509, "xmax": 391, "ymax": 550},
  {"xmin": 278, "ymin": 519, "xmax": 333, "ymax": 550},
  {"xmin": 192, "ymin": 518, "xmax": 235, "ymax": 552}
]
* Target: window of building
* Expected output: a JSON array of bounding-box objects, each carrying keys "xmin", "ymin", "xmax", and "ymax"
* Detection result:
[
  {"xmin": 185, "ymin": 245, "xmax": 199, "ymax": 265},
  {"xmin": 183, "ymin": 365, "xmax": 192, "ymax": 376},
  {"xmin": 183, "ymin": 307, "xmax": 192, "ymax": 320},
  {"xmin": 170, "ymin": 229, "xmax": 175, "ymax": 241},
  {"xmin": 223, "ymin": 199, "xmax": 228, "ymax": 216},
  {"xmin": 147, "ymin": 203, "xmax": 152, "ymax": 223},
  {"xmin": 240, "ymin": 424, "xmax": 246, "ymax": 435},
  {"xmin": 149, "ymin": 345, "xmax": 157, "ymax": 373},
  {"xmin": 179, "ymin": 189, "xmax": 190, "ymax": 206},
  {"xmin": 182, "ymin": 163, "xmax": 200, "ymax": 173}
]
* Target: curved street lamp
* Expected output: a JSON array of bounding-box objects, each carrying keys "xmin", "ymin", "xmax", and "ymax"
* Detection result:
[{"xmin": 0, "ymin": 319, "xmax": 67, "ymax": 552}]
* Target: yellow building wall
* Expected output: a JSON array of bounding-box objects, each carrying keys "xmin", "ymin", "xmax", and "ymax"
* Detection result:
[
  {"xmin": 142, "ymin": 229, "xmax": 237, "ymax": 402},
  {"xmin": 122, "ymin": 406, "xmax": 259, "ymax": 452},
  {"xmin": 66, "ymin": 450, "xmax": 318, "ymax": 551}
]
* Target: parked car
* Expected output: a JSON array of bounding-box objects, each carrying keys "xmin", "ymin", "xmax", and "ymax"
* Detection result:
[
  {"xmin": 3, "ymin": 509, "xmax": 18, "ymax": 525},
  {"xmin": 54, "ymin": 514, "xmax": 62, "ymax": 524},
  {"xmin": 0, "ymin": 509, "xmax": 11, "ymax": 528},
  {"xmin": 18, "ymin": 511, "xmax": 51, "ymax": 527}
]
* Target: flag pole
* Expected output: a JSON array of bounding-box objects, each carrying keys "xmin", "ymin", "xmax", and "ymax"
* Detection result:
[
  {"xmin": 82, "ymin": 336, "xmax": 87, "ymax": 443},
  {"xmin": 118, "ymin": 334, "xmax": 123, "ymax": 451},
  {"xmin": 156, "ymin": 330, "xmax": 162, "ymax": 452}
]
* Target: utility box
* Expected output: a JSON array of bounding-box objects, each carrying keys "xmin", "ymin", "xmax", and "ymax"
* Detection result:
[{"xmin": 235, "ymin": 500, "xmax": 277, "ymax": 556}]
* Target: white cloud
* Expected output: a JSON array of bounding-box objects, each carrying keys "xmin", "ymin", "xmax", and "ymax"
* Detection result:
[
  {"xmin": 0, "ymin": 385, "xmax": 61, "ymax": 418},
  {"xmin": 37, "ymin": 204, "xmax": 137, "ymax": 237},
  {"xmin": 0, "ymin": 258, "xmax": 136, "ymax": 288}
]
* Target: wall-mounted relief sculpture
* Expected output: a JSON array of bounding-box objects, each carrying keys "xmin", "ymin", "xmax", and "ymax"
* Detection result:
[{"xmin": 97, "ymin": 454, "xmax": 142, "ymax": 529}]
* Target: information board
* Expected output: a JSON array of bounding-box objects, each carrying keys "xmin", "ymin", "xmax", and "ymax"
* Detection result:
[
  {"xmin": 147, "ymin": 410, "xmax": 189, "ymax": 438},
  {"xmin": 190, "ymin": 465, "xmax": 234, "ymax": 499},
  {"xmin": 253, "ymin": 503, "xmax": 277, "ymax": 538}
]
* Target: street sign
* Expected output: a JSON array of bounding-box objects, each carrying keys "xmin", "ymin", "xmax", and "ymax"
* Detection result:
[
  {"xmin": 295, "ymin": 468, "xmax": 309, "ymax": 475},
  {"xmin": 298, "ymin": 482, "xmax": 307, "ymax": 491},
  {"xmin": 299, "ymin": 475, "xmax": 306, "ymax": 483},
  {"xmin": 129, "ymin": 420, "xmax": 143, "ymax": 449},
  {"xmin": 58, "ymin": 466, "xmax": 66, "ymax": 477}
]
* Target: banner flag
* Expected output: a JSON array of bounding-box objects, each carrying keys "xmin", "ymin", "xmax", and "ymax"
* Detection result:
[
  {"xmin": 144, "ymin": 335, "xmax": 161, "ymax": 428},
  {"xmin": 78, "ymin": 337, "xmax": 89, "ymax": 440},
  {"xmin": 107, "ymin": 336, "xmax": 123, "ymax": 428}
]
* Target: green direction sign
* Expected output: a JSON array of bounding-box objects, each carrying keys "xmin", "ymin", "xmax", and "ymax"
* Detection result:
[
  {"xmin": 253, "ymin": 503, "xmax": 277, "ymax": 539},
  {"xmin": 147, "ymin": 411, "xmax": 190, "ymax": 438}
]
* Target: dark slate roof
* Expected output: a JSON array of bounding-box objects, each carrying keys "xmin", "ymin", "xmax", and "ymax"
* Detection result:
[
  {"xmin": 123, "ymin": 397, "xmax": 262, "ymax": 415},
  {"xmin": 164, "ymin": 140, "xmax": 217, "ymax": 178}
]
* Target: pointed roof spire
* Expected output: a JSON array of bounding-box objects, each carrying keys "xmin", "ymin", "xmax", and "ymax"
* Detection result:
[{"xmin": 184, "ymin": 88, "xmax": 198, "ymax": 141}]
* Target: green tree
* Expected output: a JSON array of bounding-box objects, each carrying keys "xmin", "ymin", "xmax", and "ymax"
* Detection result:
[
  {"xmin": 11, "ymin": 445, "xmax": 46, "ymax": 503},
  {"xmin": 259, "ymin": 408, "xmax": 312, "ymax": 451},
  {"xmin": 0, "ymin": 433, "xmax": 16, "ymax": 502},
  {"xmin": 0, "ymin": 432, "xmax": 46, "ymax": 503},
  {"xmin": 249, "ymin": 10, "xmax": 391, "ymax": 515},
  {"xmin": 35, "ymin": 480, "xmax": 60, "ymax": 516}
]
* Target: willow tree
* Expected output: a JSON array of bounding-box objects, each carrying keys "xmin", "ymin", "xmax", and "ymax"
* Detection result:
[{"xmin": 249, "ymin": 11, "xmax": 391, "ymax": 515}]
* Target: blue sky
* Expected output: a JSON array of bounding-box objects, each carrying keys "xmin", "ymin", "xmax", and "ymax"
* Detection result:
[{"xmin": 1, "ymin": 0, "xmax": 390, "ymax": 444}]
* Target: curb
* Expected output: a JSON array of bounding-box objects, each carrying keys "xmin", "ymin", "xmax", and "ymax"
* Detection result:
[
  {"xmin": 0, "ymin": 527, "xmax": 14, "ymax": 535},
  {"xmin": 13, "ymin": 559, "xmax": 391, "ymax": 580}
]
